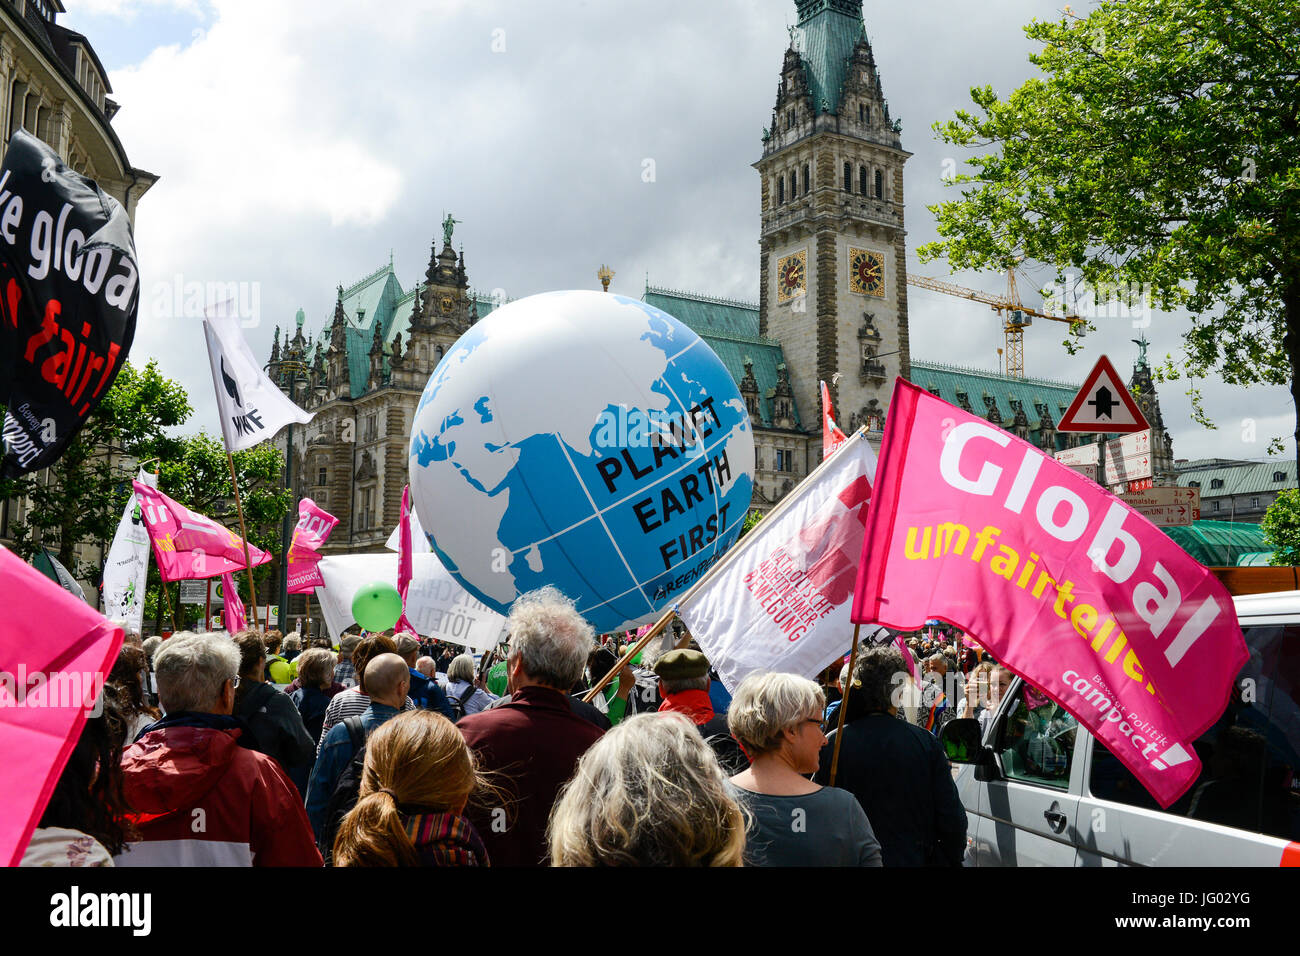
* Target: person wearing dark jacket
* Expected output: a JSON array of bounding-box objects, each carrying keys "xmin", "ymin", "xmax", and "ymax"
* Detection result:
[
  {"xmin": 652, "ymin": 648, "xmax": 747, "ymax": 776},
  {"xmin": 456, "ymin": 587, "xmax": 604, "ymax": 867},
  {"xmin": 397, "ymin": 633, "xmax": 454, "ymax": 720},
  {"xmin": 813, "ymin": 645, "xmax": 967, "ymax": 867},
  {"xmin": 231, "ymin": 631, "xmax": 317, "ymax": 795}
]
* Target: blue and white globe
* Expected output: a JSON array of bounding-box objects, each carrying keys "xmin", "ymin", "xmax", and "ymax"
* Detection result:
[{"xmin": 408, "ymin": 290, "xmax": 755, "ymax": 634}]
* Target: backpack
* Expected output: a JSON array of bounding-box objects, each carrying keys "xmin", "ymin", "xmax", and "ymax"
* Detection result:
[
  {"xmin": 318, "ymin": 715, "xmax": 369, "ymax": 866},
  {"xmin": 450, "ymin": 683, "xmax": 477, "ymax": 722}
]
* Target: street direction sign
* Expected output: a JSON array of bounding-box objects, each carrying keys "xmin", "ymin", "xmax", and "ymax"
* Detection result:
[
  {"xmin": 1120, "ymin": 486, "xmax": 1200, "ymax": 527},
  {"xmin": 1056, "ymin": 355, "xmax": 1151, "ymax": 433},
  {"xmin": 179, "ymin": 580, "xmax": 206, "ymax": 604},
  {"xmin": 1060, "ymin": 462, "xmax": 1099, "ymax": 482},
  {"xmin": 1055, "ymin": 429, "xmax": 1153, "ymax": 485}
]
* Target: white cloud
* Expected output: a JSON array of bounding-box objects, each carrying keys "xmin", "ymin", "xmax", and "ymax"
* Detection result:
[{"xmin": 91, "ymin": 0, "xmax": 1293, "ymax": 464}]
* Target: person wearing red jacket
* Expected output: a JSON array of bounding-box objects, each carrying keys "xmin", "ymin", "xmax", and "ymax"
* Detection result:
[{"xmin": 115, "ymin": 632, "xmax": 322, "ymax": 867}]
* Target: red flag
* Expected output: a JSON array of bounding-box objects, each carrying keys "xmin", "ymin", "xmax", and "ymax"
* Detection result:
[
  {"xmin": 821, "ymin": 380, "xmax": 848, "ymax": 459},
  {"xmin": 0, "ymin": 545, "xmax": 123, "ymax": 865},
  {"xmin": 395, "ymin": 485, "xmax": 416, "ymax": 635}
]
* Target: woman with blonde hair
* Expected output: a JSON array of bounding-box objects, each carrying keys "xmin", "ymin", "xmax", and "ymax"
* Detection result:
[
  {"xmin": 548, "ymin": 712, "xmax": 746, "ymax": 867},
  {"xmin": 727, "ymin": 671, "xmax": 882, "ymax": 866},
  {"xmin": 332, "ymin": 710, "xmax": 492, "ymax": 867}
]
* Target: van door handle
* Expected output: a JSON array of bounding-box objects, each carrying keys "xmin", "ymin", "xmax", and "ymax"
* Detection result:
[{"xmin": 1043, "ymin": 805, "xmax": 1068, "ymax": 834}]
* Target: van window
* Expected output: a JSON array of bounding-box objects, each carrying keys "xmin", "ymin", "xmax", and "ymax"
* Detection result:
[
  {"xmin": 1088, "ymin": 624, "xmax": 1300, "ymax": 841},
  {"xmin": 997, "ymin": 682, "xmax": 1078, "ymax": 789}
]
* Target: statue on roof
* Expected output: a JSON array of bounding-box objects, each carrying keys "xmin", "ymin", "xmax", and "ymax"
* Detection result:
[
  {"xmin": 1131, "ymin": 333, "xmax": 1149, "ymax": 368},
  {"xmin": 442, "ymin": 212, "xmax": 460, "ymax": 247}
]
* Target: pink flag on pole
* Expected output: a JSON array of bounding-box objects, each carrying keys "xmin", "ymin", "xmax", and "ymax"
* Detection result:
[
  {"xmin": 133, "ymin": 480, "xmax": 271, "ymax": 581},
  {"xmin": 395, "ymin": 485, "xmax": 416, "ymax": 635},
  {"xmin": 851, "ymin": 379, "xmax": 1247, "ymax": 808},
  {"xmin": 222, "ymin": 573, "xmax": 247, "ymax": 632},
  {"xmin": 287, "ymin": 498, "xmax": 338, "ymax": 594},
  {"xmin": 0, "ymin": 545, "xmax": 123, "ymax": 866}
]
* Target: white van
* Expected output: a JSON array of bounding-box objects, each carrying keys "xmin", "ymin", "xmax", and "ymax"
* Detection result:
[{"xmin": 942, "ymin": 590, "xmax": 1300, "ymax": 866}]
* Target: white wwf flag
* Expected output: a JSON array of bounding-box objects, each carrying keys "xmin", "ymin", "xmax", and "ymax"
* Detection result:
[
  {"xmin": 102, "ymin": 468, "xmax": 157, "ymax": 633},
  {"xmin": 203, "ymin": 309, "xmax": 312, "ymax": 452},
  {"xmin": 676, "ymin": 430, "xmax": 887, "ymax": 691}
]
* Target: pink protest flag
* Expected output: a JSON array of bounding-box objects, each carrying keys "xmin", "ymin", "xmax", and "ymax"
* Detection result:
[
  {"xmin": 851, "ymin": 379, "xmax": 1247, "ymax": 808},
  {"xmin": 133, "ymin": 480, "xmax": 271, "ymax": 581},
  {"xmin": 394, "ymin": 485, "xmax": 417, "ymax": 635},
  {"xmin": 287, "ymin": 498, "xmax": 338, "ymax": 594},
  {"xmin": 0, "ymin": 545, "xmax": 123, "ymax": 866},
  {"xmin": 222, "ymin": 572, "xmax": 248, "ymax": 632}
]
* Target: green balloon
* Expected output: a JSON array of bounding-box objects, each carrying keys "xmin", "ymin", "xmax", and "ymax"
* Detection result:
[{"xmin": 352, "ymin": 581, "xmax": 403, "ymax": 633}]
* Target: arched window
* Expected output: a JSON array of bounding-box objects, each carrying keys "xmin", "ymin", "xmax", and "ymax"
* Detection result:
[
  {"xmin": 791, "ymin": 167, "xmax": 799, "ymax": 195},
  {"xmin": 875, "ymin": 169, "xmax": 884, "ymax": 199},
  {"xmin": 859, "ymin": 165, "xmax": 867, "ymax": 195},
  {"xmin": 843, "ymin": 162, "xmax": 851, "ymax": 191},
  {"xmin": 777, "ymin": 176, "xmax": 785, "ymax": 204},
  {"xmin": 803, "ymin": 163, "xmax": 810, "ymax": 195},
  {"xmin": 859, "ymin": 103, "xmax": 865, "ymax": 123}
]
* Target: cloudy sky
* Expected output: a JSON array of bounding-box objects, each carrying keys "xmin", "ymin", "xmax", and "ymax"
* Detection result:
[{"xmin": 61, "ymin": 0, "xmax": 1294, "ymax": 464}]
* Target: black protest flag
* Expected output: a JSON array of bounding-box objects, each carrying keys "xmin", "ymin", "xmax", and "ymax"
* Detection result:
[{"xmin": 0, "ymin": 129, "xmax": 139, "ymax": 478}]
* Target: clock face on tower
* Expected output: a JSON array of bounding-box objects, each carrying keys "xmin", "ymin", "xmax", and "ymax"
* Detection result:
[
  {"xmin": 849, "ymin": 248, "xmax": 885, "ymax": 297},
  {"xmin": 776, "ymin": 249, "xmax": 807, "ymax": 303}
]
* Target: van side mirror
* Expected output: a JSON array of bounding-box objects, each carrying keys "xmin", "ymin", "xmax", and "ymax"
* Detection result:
[{"xmin": 941, "ymin": 718, "xmax": 983, "ymax": 764}]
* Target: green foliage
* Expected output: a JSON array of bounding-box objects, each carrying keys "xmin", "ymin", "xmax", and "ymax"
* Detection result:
[
  {"xmin": 921, "ymin": 0, "xmax": 1300, "ymax": 442},
  {"xmin": 740, "ymin": 508, "xmax": 764, "ymax": 538},
  {"xmin": 1262, "ymin": 488, "xmax": 1300, "ymax": 566},
  {"xmin": 0, "ymin": 360, "xmax": 193, "ymax": 576}
]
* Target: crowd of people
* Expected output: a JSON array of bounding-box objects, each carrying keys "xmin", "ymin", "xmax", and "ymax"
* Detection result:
[{"xmin": 20, "ymin": 588, "xmax": 1017, "ymax": 868}]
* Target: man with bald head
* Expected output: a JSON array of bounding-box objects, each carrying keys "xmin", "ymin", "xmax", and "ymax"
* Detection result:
[{"xmin": 306, "ymin": 653, "xmax": 411, "ymax": 839}]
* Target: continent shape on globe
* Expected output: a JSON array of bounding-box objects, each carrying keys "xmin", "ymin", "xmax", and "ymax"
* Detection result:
[{"xmin": 408, "ymin": 290, "xmax": 755, "ymax": 634}]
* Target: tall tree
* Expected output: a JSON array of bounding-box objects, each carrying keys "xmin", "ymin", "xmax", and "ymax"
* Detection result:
[
  {"xmin": 920, "ymin": 0, "xmax": 1299, "ymax": 460},
  {"xmin": 1, "ymin": 360, "xmax": 192, "ymax": 576}
]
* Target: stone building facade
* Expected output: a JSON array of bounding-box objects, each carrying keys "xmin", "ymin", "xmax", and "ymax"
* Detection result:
[{"xmin": 0, "ymin": 0, "xmax": 157, "ymax": 570}]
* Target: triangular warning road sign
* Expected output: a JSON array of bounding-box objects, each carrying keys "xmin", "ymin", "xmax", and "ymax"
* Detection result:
[{"xmin": 1056, "ymin": 355, "xmax": 1150, "ymax": 433}]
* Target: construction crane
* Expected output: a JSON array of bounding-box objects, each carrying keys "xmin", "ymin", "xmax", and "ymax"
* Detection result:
[{"xmin": 906, "ymin": 268, "xmax": 1083, "ymax": 379}]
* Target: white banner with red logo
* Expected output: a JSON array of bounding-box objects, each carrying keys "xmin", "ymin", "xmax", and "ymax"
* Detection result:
[{"xmin": 676, "ymin": 430, "xmax": 884, "ymax": 691}]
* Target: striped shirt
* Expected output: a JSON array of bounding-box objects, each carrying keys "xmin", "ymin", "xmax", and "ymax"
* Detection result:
[{"xmin": 316, "ymin": 688, "xmax": 415, "ymax": 753}]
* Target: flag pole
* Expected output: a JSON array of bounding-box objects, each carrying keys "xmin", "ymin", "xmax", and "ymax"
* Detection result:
[
  {"xmin": 160, "ymin": 578, "xmax": 178, "ymax": 634},
  {"xmin": 582, "ymin": 605, "xmax": 676, "ymax": 703},
  {"xmin": 828, "ymin": 621, "xmax": 863, "ymax": 787},
  {"xmin": 205, "ymin": 578, "xmax": 212, "ymax": 632},
  {"xmin": 225, "ymin": 450, "xmax": 262, "ymax": 631}
]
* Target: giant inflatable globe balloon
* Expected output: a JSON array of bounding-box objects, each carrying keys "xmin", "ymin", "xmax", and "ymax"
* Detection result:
[{"xmin": 408, "ymin": 290, "xmax": 755, "ymax": 634}]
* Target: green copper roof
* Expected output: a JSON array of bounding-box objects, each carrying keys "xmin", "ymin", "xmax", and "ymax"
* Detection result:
[
  {"xmin": 910, "ymin": 360, "xmax": 1094, "ymax": 452},
  {"xmin": 306, "ymin": 263, "xmax": 499, "ymax": 400},
  {"xmin": 1177, "ymin": 460, "xmax": 1297, "ymax": 497},
  {"xmin": 1161, "ymin": 520, "xmax": 1269, "ymax": 567},
  {"xmin": 643, "ymin": 287, "xmax": 802, "ymax": 429},
  {"xmin": 796, "ymin": 0, "xmax": 866, "ymax": 114}
]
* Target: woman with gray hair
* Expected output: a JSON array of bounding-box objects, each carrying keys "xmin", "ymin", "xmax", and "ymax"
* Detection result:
[
  {"xmin": 726, "ymin": 672, "xmax": 882, "ymax": 866},
  {"xmin": 446, "ymin": 653, "xmax": 496, "ymax": 719},
  {"xmin": 549, "ymin": 712, "xmax": 746, "ymax": 866}
]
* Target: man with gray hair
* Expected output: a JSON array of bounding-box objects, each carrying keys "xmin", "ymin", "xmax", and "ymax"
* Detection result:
[
  {"xmin": 117, "ymin": 632, "xmax": 322, "ymax": 867},
  {"xmin": 456, "ymin": 586, "xmax": 603, "ymax": 867},
  {"xmin": 813, "ymin": 645, "xmax": 966, "ymax": 867}
]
